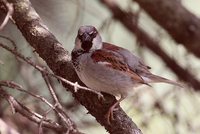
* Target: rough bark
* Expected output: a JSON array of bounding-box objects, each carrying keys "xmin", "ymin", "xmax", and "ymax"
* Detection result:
[
  {"xmin": 133, "ymin": 0, "xmax": 200, "ymax": 58},
  {"xmin": 0, "ymin": 0, "xmax": 142, "ymax": 133}
]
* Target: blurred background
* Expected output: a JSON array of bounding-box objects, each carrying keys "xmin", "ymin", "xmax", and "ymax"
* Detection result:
[{"xmin": 0, "ymin": 0, "xmax": 200, "ymax": 134}]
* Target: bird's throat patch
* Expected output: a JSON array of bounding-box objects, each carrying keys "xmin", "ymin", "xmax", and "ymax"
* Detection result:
[{"xmin": 82, "ymin": 41, "xmax": 92, "ymax": 52}]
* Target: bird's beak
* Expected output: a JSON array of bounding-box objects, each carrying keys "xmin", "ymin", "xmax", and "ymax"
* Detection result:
[{"xmin": 82, "ymin": 33, "xmax": 92, "ymax": 43}]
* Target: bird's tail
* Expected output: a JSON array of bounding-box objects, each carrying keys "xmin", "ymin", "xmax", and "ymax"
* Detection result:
[{"xmin": 142, "ymin": 74, "xmax": 183, "ymax": 87}]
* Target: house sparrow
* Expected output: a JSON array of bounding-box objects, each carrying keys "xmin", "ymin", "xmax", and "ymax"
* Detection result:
[{"xmin": 71, "ymin": 25, "xmax": 182, "ymax": 124}]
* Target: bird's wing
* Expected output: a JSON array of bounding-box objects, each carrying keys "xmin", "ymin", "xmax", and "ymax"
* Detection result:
[
  {"xmin": 102, "ymin": 43, "xmax": 182, "ymax": 87},
  {"xmin": 91, "ymin": 49, "xmax": 145, "ymax": 83},
  {"xmin": 102, "ymin": 43, "xmax": 151, "ymax": 75}
]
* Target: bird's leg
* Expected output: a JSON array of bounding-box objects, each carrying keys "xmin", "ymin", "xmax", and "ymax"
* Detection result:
[{"xmin": 106, "ymin": 95, "xmax": 126, "ymax": 124}]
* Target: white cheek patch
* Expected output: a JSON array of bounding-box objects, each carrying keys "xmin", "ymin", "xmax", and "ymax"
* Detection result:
[
  {"xmin": 92, "ymin": 35, "xmax": 102, "ymax": 50},
  {"xmin": 75, "ymin": 38, "xmax": 82, "ymax": 50}
]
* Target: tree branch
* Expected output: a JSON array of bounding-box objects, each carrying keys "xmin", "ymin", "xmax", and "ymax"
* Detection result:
[
  {"xmin": 0, "ymin": 0, "xmax": 142, "ymax": 133},
  {"xmin": 133, "ymin": 0, "xmax": 200, "ymax": 58}
]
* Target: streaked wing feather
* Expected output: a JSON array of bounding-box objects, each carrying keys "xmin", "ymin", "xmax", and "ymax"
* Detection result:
[
  {"xmin": 101, "ymin": 43, "xmax": 181, "ymax": 87},
  {"xmin": 91, "ymin": 49, "xmax": 144, "ymax": 83},
  {"xmin": 103, "ymin": 43, "xmax": 151, "ymax": 75}
]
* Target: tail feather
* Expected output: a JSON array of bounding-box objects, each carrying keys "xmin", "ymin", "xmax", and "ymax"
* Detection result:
[{"xmin": 142, "ymin": 74, "xmax": 183, "ymax": 87}]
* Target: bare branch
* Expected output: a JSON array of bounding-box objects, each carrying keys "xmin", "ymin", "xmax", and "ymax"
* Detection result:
[
  {"xmin": 41, "ymin": 72, "xmax": 76, "ymax": 131},
  {"xmin": 0, "ymin": 0, "xmax": 13, "ymax": 30},
  {"xmin": 0, "ymin": 80, "xmax": 58, "ymax": 108},
  {"xmin": 0, "ymin": 80, "xmax": 80, "ymax": 133},
  {"xmin": 0, "ymin": 35, "xmax": 17, "ymax": 49},
  {"xmin": 0, "ymin": 87, "xmax": 68, "ymax": 132}
]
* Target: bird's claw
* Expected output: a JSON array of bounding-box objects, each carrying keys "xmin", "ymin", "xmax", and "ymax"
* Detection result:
[{"xmin": 106, "ymin": 106, "xmax": 119, "ymax": 125}]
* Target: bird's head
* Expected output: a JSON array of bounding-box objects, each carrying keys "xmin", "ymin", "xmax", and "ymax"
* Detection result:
[{"xmin": 74, "ymin": 25, "xmax": 102, "ymax": 52}]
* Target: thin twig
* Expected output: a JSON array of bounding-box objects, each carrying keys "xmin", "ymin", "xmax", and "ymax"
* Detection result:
[
  {"xmin": 0, "ymin": 0, "xmax": 13, "ymax": 30},
  {"xmin": 0, "ymin": 80, "xmax": 76, "ymax": 132},
  {"xmin": 0, "ymin": 80, "xmax": 55, "ymax": 108},
  {"xmin": 0, "ymin": 80, "xmax": 76, "ymax": 131},
  {"xmin": 38, "ymin": 107, "xmax": 55, "ymax": 134},
  {"xmin": 0, "ymin": 87, "xmax": 67, "ymax": 132},
  {"xmin": 41, "ymin": 72, "xmax": 75, "ymax": 130},
  {"xmin": 42, "ymin": 70, "xmax": 60, "ymax": 103},
  {"xmin": 0, "ymin": 35, "xmax": 17, "ymax": 49}
]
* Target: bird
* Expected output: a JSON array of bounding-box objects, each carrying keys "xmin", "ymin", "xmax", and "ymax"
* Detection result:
[{"xmin": 71, "ymin": 25, "xmax": 182, "ymax": 124}]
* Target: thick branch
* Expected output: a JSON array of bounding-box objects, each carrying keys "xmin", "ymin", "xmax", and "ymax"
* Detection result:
[
  {"xmin": 0, "ymin": 0, "xmax": 142, "ymax": 133},
  {"xmin": 133, "ymin": 0, "xmax": 200, "ymax": 58},
  {"xmin": 100, "ymin": 0, "xmax": 200, "ymax": 90}
]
